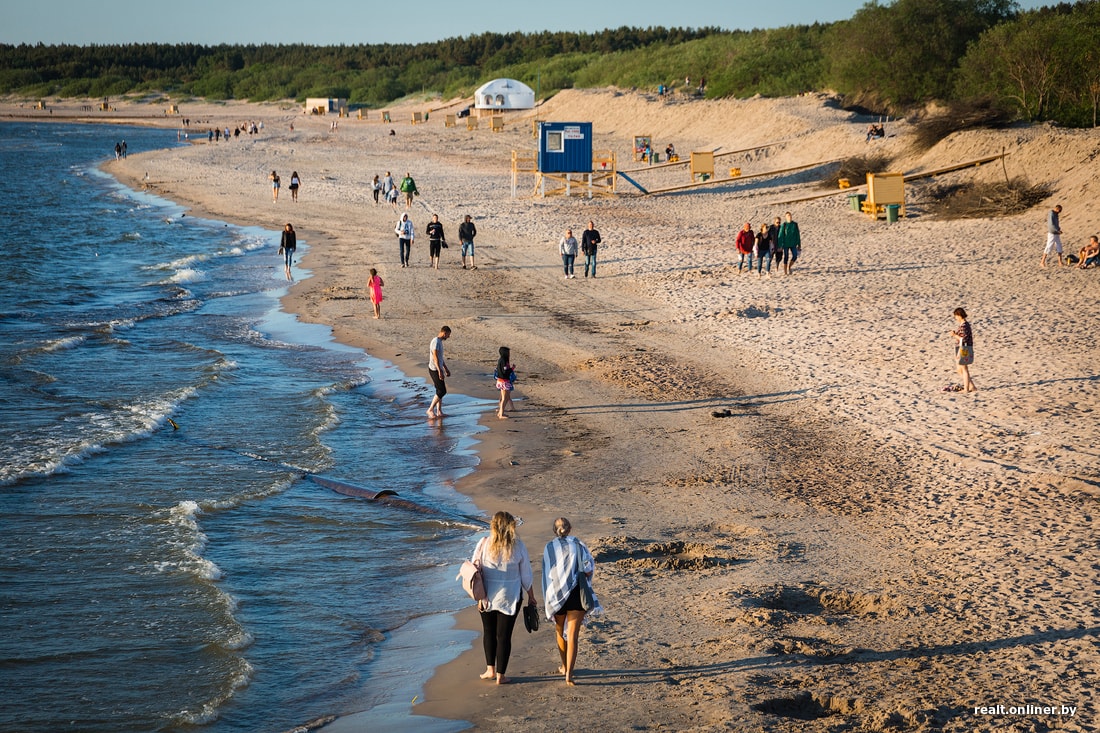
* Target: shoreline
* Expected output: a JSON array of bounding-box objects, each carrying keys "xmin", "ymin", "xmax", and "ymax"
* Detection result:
[{"xmin": 15, "ymin": 93, "xmax": 1098, "ymax": 732}]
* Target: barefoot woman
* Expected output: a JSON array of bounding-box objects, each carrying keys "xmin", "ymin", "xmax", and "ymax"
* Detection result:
[
  {"xmin": 542, "ymin": 517, "xmax": 600, "ymax": 685},
  {"xmin": 474, "ymin": 511, "xmax": 536, "ymax": 685}
]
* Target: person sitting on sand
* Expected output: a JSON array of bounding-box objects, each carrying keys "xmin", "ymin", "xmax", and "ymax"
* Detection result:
[{"xmin": 1076, "ymin": 235, "xmax": 1099, "ymax": 269}]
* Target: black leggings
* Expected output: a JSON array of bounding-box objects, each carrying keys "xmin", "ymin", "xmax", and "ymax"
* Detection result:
[{"xmin": 480, "ymin": 610, "xmax": 519, "ymax": 673}]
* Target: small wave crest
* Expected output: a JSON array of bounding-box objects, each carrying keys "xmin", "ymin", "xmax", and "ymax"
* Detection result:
[
  {"xmin": 0, "ymin": 385, "xmax": 198, "ymax": 486},
  {"xmin": 170, "ymin": 657, "xmax": 254, "ymax": 726},
  {"xmin": 167, "ymin": 268, "xmax": 206, "ymax": 285},
  {"xmin": 39, "ymin": 335, "xmax": 86, "ymax": 353}
]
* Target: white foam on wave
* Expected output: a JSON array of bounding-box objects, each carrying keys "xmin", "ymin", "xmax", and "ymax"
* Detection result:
[
  {"xmin": 39, "ymin": 335, "xmax": 86, "ymax": 353},
  {"xmin": 167, "ymin": 268, "xmax": 206, "ymax": 285},
  {"xmin": 172, "ymin": 658, "xmax": 254, "ymax": 726},
  {"xmin": 148, "ymin": 253, "xmax": 208, "ymax": 272},
  {"xmin": 0, "ymin": 385, "xmax": 199, "ymax": 486}
]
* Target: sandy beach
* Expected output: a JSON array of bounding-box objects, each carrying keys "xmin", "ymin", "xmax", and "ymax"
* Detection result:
[{"xmin": 13, "ymin": 89, "xmax": 1097, "ymax": 731}]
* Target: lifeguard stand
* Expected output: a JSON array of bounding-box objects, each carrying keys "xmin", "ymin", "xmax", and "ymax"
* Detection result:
[
  {"xmin": 523, "ymin": 122, "xmax": 616, "ymax": 198},
  {"xmin": 633, "ymin": 135, "xmax": 652, "ymax": 162},
  {"xmin": 862, "ymin": 172, "xmax": 906, "ymax": 219},
  {"xmin": 691, "ymin": 151, "xmax": 715, "ymax": 182}
]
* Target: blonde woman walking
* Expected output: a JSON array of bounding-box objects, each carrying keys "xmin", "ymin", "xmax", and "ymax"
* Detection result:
[
  {"xmin": 471, "ymin": 511, "xmax": 536, "ymax": 685},
  {"xmin": 542, "ymin": 517, "xmax": 601, "ymax": 685}
]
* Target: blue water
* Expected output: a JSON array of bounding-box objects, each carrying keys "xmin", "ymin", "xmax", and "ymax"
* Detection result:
[{"xmin": 0, "ymin": 123, "xmax": 485, "ymax": 732}]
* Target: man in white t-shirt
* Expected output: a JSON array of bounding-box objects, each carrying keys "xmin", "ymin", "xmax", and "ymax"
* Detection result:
[{"xmin": 427, "ymin": 326, "xmax": 452, "ymax": 418}]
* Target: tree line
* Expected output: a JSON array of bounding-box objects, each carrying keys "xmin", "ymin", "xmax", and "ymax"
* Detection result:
[{"xmin": 1, "ymin": 1, "xmax": 1097, "ymax": 127}]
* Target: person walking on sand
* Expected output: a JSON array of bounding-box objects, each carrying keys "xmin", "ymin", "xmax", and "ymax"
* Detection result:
[
  {"xmin": 279, "ymin": 223, "xmax": 296, "ymax": 281},
  {"xmin": 949, "ymin": 307, "xmax": 976, "ymax": 393},
  {"xmin": 1041, "ymin": 204, "xmax": 1064, "ymax": 268},
  {"xmin": 542, "ymin": 517, "xmax": 601, "ymax": 686},
  {"xmin": 382, "ymin": 171, "xmax": 398, "ymax": 212},
  {"xmin": 270, "ymin": 171, "xmax": 281, "ymax": 203},
  {"xmin": 735, "ymin": 222, "xmax": 754, "ymax": 274},
  {"xmin": 371, "ymin": 174, "xmax": 381, "ymax": 205},
  {"xmin": 289, "ymin": 171, "xmax": 301, "ymax": 202},
  {"xmin": 755, "ymin": 222, "xmax": 774, "ymax": 277},
  {"xmin": 426, "ymin": 214, "xmax": 446, "ymax": 270},
  {"xmin": 559, "ymin": 229, "xmax": 579, "ymax": 279},
  {"xmin": 367, "ymin": 268, "xmax": 384, "ymax": 319},
  {"xmin": 494, "ymin": 346, "xmax": 516, "ymax": 419},
  {"xmin": 581, "ymin": 220, "xmax": 602, "ymax": 278},
  {"xmin": 459, "ymin": 214, "xmax": 478, "ymax": 270},
  {"xmin": 399, "ymin": 172, "xmax": 419, "ymax": 209},
  {"xmin": 472, "ymin": 511, "xmax": 536, "ymax": 685},
  {"xmin": 395, "ymin": 213, "xmax": 414, "ymax": 268},
  {"xmin": 778, "ymin": 211, "xmax": 802, "ymax": 276},
  {"xmin": 427, "ymin": 326, "xmax": 451, "ymax": 418}
]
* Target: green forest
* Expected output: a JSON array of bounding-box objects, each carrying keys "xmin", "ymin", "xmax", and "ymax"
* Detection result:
[{"xmin": 2, "ymin": 0, "xmax": 1098, "ymax": 127}]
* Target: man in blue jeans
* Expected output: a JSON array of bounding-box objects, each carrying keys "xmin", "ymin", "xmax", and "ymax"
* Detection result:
[
  {"xmin": 395, "ymin": 212, "xmax": 414, "ymax": 268},
  {"xmin": 581, "ymin": 220, "xmax": 602, "ymax": 278},
  {"xmin": 459, "ymin": 214, "xmax": 477, "ymax": 270}
]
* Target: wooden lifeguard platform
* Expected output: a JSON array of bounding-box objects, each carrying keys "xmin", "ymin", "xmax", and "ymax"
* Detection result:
[{"xmin": 512, "ymin": 150, "xmax": 617, "ymax": 198}]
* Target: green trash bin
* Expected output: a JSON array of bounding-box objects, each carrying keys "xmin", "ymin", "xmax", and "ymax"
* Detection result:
[
  {"xmin": 885, "ymin": 203, "xmax": 900, "ymax": 223},
  {"xmin": 848, "ymin": 193, "xmax": 861, "ymax": 211}
]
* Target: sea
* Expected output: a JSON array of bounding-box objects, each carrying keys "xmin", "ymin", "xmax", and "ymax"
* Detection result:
[{"xmin": 0, "ymin": 122, "xmax": 488, "ymax": 733}]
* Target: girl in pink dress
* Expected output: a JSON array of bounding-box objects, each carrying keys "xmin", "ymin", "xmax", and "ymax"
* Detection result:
[{"xmin": 368, "ymin": 268, "xmax": 384, "ymax": 319}]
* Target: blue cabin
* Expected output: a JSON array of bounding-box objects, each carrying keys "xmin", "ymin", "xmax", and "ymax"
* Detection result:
[{"xmin": 538, "ymin": 122, "xmax": 593, "ymax": 174}]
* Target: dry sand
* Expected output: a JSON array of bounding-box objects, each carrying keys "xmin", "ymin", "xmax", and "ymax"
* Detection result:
[{"xmin": 11, "ymin": 89, "xmax": 1098, "ymax": 732}]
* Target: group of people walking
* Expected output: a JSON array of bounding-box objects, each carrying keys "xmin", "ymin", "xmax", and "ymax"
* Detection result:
[
  {"xmin": 735, "ymin": 211, "xmax": 801, "ymax": 276},
  {"xmin": 269, "ymin": 170, "xmax": 301, "ymax": 203},
  {"xmin": 557, "ymin": 221, "xmax": 602, "ymax": 279},
  {"xmin": 468, "ymin": 513, "xmax": 600, "ymax": 686},
  {"xmin": 393, "ymin": 211, "xmax": 478, "ymax": 270},
  {"xmin": 373, "ymin": 171, "xmax": 419, "ymax": 211}
]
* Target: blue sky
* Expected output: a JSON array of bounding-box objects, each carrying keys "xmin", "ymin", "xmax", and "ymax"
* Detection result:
[{"xmin": 4, "ymin": 0, "xmax": 1053, "ymax": 45}]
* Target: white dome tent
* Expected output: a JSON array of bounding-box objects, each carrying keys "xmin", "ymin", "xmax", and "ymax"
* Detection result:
[{"xmin": 474, "ymin": 78, "xmax": 536, "ymax": 110}]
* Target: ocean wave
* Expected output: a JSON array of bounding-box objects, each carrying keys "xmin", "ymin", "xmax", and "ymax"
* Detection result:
[
  {"xmin": 0, "ymin": 386, "xmax": 198, "ymax": 486},
  {"xmin": 37, "ymin": 335, "xmax": 86, "ymax": 353},
  {"xmin": 171, "ymin": 658, "xmax": 254, "ymax": 727},
  {"xmin": 120, "ymin": 231, "xmax": 143, "ymax": 241},
  {"xmin": 151, "ymin": 253, "xmax": 209, "ymax": 271},
  {"xmin": 167, "ymin": 268, "xmax": 206, "ymax": 285}
]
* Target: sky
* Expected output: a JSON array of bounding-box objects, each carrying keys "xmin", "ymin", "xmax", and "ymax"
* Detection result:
[{"xmin": 3, "ymin": 0, "xmax": 1054, "ymax": 46}]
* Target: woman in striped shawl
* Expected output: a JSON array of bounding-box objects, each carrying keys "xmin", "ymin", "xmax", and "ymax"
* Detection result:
[{"xmin": 541, "ymin": 517, "xmax": 600, "ymax": 685}]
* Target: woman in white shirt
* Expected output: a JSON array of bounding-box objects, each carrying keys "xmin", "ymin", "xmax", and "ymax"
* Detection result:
[{"xmin": 471, "ymin": 511, "xmax": 536, "ymax": 684}]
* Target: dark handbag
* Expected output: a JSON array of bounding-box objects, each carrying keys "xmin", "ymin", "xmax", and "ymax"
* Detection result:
[
  {"xmin": 574, "ymin": 547, "xmax": 596, "ymax": 612},
  {"xmin": 523, "ymin": 601, "xmax": 539, "ymax": 632},
  {"xmin": 577, "ymin": 572, "xmax": 596, "ymax": 612}
]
